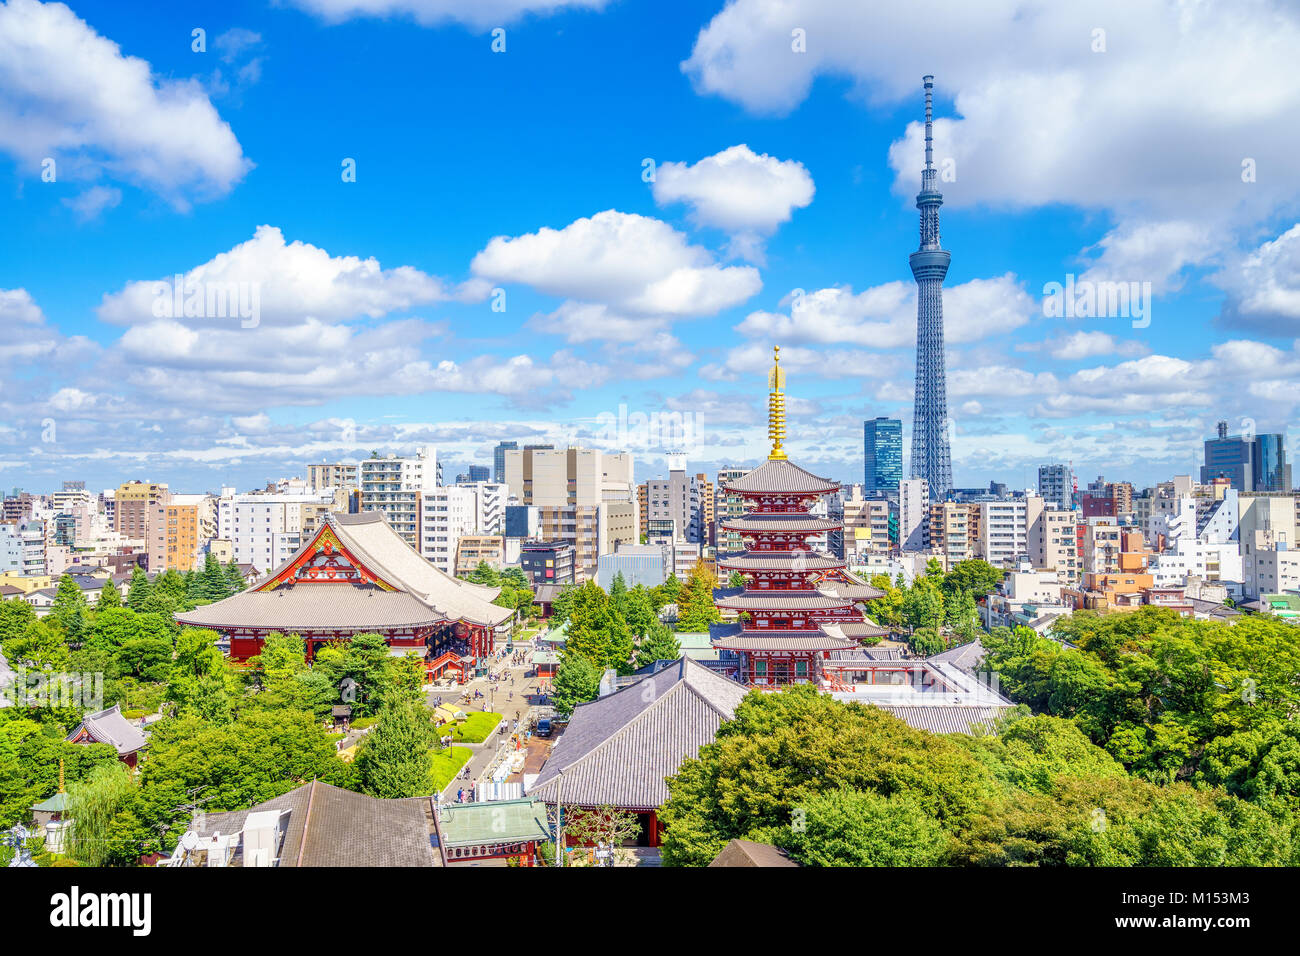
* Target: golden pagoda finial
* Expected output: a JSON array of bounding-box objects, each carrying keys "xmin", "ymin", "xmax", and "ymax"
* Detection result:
[
  {"xmin": 58, "ymin": 758, "xmax": 65, "ymax": 794},
  {"xmin": 767, "ymin": 344, "xmax": 787, "ymax": 460}
]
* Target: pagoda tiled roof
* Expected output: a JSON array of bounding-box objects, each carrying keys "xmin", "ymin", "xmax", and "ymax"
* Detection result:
[
  {"xmin": 718, "ymin": 551, "xmax": 845, "ymax": 571},
  {"xmin": 713, "ymin": 630, "xmax": 857, "ymax": 651},
  {"xmin": 720, "ymin": 514, "xmax": 840, "ymax": 533},
  {"xmin": 715, "ymin": 592, "xmax": 854, "ymax": 611},
  {"xmin": 722, "ymin": 459, "xmax": 839, "ymax": 495}
]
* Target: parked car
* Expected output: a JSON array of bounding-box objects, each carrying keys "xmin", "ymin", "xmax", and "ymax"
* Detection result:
[{"xmin": 536, "ymin": 717, "xmax": 553, "ymax": 738}]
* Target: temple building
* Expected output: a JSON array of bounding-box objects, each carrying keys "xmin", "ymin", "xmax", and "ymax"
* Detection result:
[
  {"xmin": 175, "ymin": 511, "xmax": 514, "ymax": 680},
  {"xmin": 711, "ymin": 346, "xmax": 885, "ymax": 686}
]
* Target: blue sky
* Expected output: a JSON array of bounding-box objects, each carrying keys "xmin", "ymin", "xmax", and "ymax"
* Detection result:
[{"xmin": 2, "ymin": 0, "xmax": 1299, "ymax": 495}]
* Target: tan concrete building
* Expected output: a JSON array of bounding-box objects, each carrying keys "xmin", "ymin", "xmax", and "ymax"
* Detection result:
[
  {"xmin": 927, "ymin": 501, "xmax": 978, "ymax": 563},
  {"xmin": 114, "ymin": 481, "xmax": 169, "ymax": 539},
  {"xmin": 1026, "ymin": 497, "xmax": 1080, "ymax": 583},
  {"xmin": 149, "ymin": 494, "xmax": 215, "ymax": 572},
  {"xmin": 504, "ymin": 447, "xmax": 636, "ymax": 579},
  {"xmin": 455, "ymin": 535, "xmax": 505, "ymax": 575}
]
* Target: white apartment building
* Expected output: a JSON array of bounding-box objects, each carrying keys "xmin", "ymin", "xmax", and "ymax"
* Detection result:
[
  {"xmin": 899, "ymin": 478, "xmax": 929, "ymax": 552},
  {"xmin": 419, "ymin": 486, "xmax": 481, "ymax": 573},
  {"xmin": 976, "ymin": 499, "xmax": 1028, "ymax": 567},
  {"xmin": 217, "ymin": 487, "xmax": 339, "ymax": 570},
  {"xmin": 1148, "ymin": 542, "xmax": 1243, "ymax": 589},
  {"xmin": 452, "ymin": 480, "xmax": 508, "ymax": 535},
  {"xmin": 359, "ymin": 446, "xmax": 441, "ymax": 548}
]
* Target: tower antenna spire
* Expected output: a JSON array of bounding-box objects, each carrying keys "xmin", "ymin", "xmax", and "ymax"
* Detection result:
[
  {"xmin": 923, "ymin": 73, "xmax": 935, "ymax": 172},
  {"xmin": 767, "ymin": 345, "xmax": 787, "ymax": 460}
]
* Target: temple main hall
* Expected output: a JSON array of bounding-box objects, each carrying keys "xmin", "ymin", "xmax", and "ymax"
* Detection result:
[{"xmin": 175, "ymin": 511, "xmax": 514, "ymax": 680}]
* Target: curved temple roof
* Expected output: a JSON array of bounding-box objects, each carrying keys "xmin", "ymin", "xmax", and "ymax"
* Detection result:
[
  {"xmin": 177, "ymin": 511, "xmax": 513, "ymax": 633},
  {"xmin": 722, "ymin": 459, "xmax": 839, "ymax": 495}
]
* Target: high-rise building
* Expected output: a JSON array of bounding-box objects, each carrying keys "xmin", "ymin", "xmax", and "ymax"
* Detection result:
[
  {"xmin": 493, "ymin": 441, "xmax": 518, "ymax": 484},
  {"xmin": 1037, "ymin": 463, "xmax": 1074, "ymax": 510},
  {"xmin": 641, "ymin": 456, "xmax": 706, "ymax": 544},
  {"xmin": 715, "ymin": 467, "xmax": 748, "ymax": 552},
  {"xmin": 1254, "ymin": 433, "xmax": 1292, "ymax": 492},
  {"xmin": 899, "ymin": 477, "xmax": 930, "ymax": 551},
  {"xmin": 359, "ymin": 446, "xmax": 440, "ymax": 549},
  {"xmin": 149, "ymin": 494, "xmax": 215, "ymax": 572},
  {"xmin": 114, "ymin": 481, "xmax": 169, "ymax": 539},
  {"xmin": 1200, "ymin": 421, "xmax": 1291, "ymax": 492},
  {"xmin": 863, "ymin": 417, "xmax": 903, "ymax": 496},
  {"xmin": 503, "ymin": 446, "xmax": 636, "ymax": 579},
  {"xmin": 908, "ymin": 75, "xmax": 953, "ymax": 501}
]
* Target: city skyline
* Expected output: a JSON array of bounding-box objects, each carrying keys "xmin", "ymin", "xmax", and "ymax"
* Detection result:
[{"xmin": 2, "ymin": 1, "xmax": 1300, "ymax": 494}]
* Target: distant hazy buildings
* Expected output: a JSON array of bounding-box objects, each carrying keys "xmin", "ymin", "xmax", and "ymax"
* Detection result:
[
  {"xmin": 1201, "ymin": 421, "xmax": 1292, "ymax": 493},
  {"xmin": 1037, "ymin": 464, "xmax": 1074, "ymax": 510}
]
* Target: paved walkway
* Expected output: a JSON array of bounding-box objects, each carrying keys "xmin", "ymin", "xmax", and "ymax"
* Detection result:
[{"xmin": 429, "ymin": 646, "xmax": 552, "ymax": 800}]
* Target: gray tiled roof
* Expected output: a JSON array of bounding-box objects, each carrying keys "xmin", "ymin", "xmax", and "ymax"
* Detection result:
[
  {"xmin": 177, "ymin": 586, "xmax": 446, "ymax": 631},
  {"xmin": 720, "ymin": 515, "xmax": 841, "ymax": 533},
  {"xmin": 67, "ymin": 704, "xmax": 147, "ymax": 755},
  {"xmin": 718, "ymin": 551, "xmax": 845, "ymax": 570},
  {"xmin": 193, "ymin": 781, "xmax": 438, "ymax": 867},
  {"xmin": 828, "ymin": 620, "xmax": 889, "ymax": 638},
  {"xmin": 176, "ymin": 510, "xmax": 513, "ymax": 632},
  {"xmin": 721, "ymin": 460, "xmax": 839, "ymax": 494},
  {"xmin": 708, "ymin": 838, "xmax": 799, "ymax": 867},
  {"xmin": 873, "ymin": 704, "xmax": 1009, "ymax": 736},
  {"xmin": 713, "ymin": 630, "xmax": 857, "ymax": 651},
  {"xmin": 716, "ymin": 592, "xmax": 853, "ymax": 611},
  {"xmin": 528, "ymin": 657, "xmax": 747, "ymax": 811},
  {"xmin": 926, "ymin": 639, "xmax": 987, "ymax": 674}
]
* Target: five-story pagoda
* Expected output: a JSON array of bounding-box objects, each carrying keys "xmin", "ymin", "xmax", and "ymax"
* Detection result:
[{"xmin": 712, "ymin": 346, "xmax": 884, "ymax": 686}]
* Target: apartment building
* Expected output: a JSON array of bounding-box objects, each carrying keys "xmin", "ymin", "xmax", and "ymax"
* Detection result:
[
  {"xmin": 504, "ymin": 447, "xmax": 636, "ymax": 579},
  {"xmin": 842, "ymin": 487, "xmax": 894, "ymax": 558},
  {"xmin": 148, "ymin": 494, "xmax": 215, "ymax": 572},
  {"xmin": 927, "ymin": 501, "xmax": 977, "ymax": 563},
  {"xmin": 714, "ymin": 466, "xmax": 748, "ymax": 553},
  {"xmin": 975, "ymin": 499, "xmax": 1028, "ymax": 567},
  {"xmin": 359, "ymin": 446, "xmax": 441, "ymax": 549},
  {"xmin": 454, "ymin": 535, "xmax": 505, "ymax": 576},
  {"xmin": 1026, "ymin": 496, "xmax": 1080, "ymax": 583},
  {"xmin": 306, "ymin": 461, "xmax": 359, "ymax": 495},
  {"xmin": 217, "ymin": 487, "xmax": 340, "ymax": 570},
  {"xmin": 899, "ymin": 477, "xmax": 930, "ymax": 552},
  {"xmin": 419, "ymin": 486, "xmax": 481, "ymax": 573},
  {"xmin": 114, "ymin": 481, "xmax": 170, "ymax": 539}
]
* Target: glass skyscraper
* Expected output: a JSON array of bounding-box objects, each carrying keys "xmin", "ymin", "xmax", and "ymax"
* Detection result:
[{"xmin": 864, "ymin": 417, "xmax": 903, "ymax": 495}]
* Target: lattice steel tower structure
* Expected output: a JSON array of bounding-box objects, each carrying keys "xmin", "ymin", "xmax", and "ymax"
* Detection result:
[{"xmin": 908, "ymin": 74, "xmax": 952, "ymax": 501}]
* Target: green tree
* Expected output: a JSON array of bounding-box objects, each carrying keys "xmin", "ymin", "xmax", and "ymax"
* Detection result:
[
  {"xmin": 943, "ymin": 559, "xmax": 1004, "ymax": 599},
  {"xmin": 48, "ymin": 574, "xmax": 90, "ymax": 645},
  {"xmin": 96, "ymin": 578, "xmax": 122, "ymax": 609},
  {"xmin": 66, "ymin": 762, "xmax": 137, "ymax": 867},
  {"xmin": 675, "ymin": 563, "xmax": 721, "ymax": 633},
  {"xmin": 777, "ymin": 789, "xmax": 948, "ymax": 866},
  {"xmin": 565, "ymin": 581, "xmax": 634, "ymax": 672},
  {"xmin": 357, "ymin": 697, "xmax": 436, "ymax": 798},
  {"xmin": 636, "ymin": 621, "xmax": 679, "ymax": 664},
  {"xmin": 552, "ymin": 652, "xmax": 602, "ymax": 717},
  {"xmin": 125, "ymin": 566, "xmax": 151, "ymax": 611},
  {"xmin": 622, "ymin": 585, "xmax": 657, "ymax": 637},
  {"xmin": 634, "ymin": 622, "xmax": 682, "ymax": 670}
]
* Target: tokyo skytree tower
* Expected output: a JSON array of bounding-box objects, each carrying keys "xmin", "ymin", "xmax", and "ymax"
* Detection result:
[{"xmin": 908, "ymin": 74, "xmax": 952, "ymax": 500}]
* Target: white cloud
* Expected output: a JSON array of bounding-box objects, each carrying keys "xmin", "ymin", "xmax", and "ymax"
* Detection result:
[
  {"xmin": 735, "ymin": 273, "xmax": 1033, "ymax": 348},
  {"xmin": 472, "ymin": 209, "xmax": 761, "ymax": 343},
  {"xmin": 61, "ymin": 186, "xmax": 121, "ymax": 223},
  {"xmin": 1033, "ymin": 330, "xmax": 1148, "ymax": 361},
  {"xmin": 1078, "ymin": 220, "xmax": 1218, "ymax": 295},
  {"xmin": 1216, "ymin": 223, "xmax": 1300, "ymax": 332},
  {"xmin": 98, "ymin": 225, "xmax": 483, "ymax": 328},
  {"xmin": 0, "ymin": 0, "xmax": 251, "ymax": 206},
  {"xmin": 652, "ymin": 144, "xmax": 814, "ymax": 261},
  {"xmin": 287, "ymin": 0, "xmax": 609, "ymax": 30}
]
